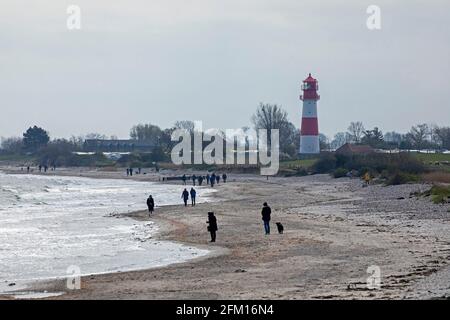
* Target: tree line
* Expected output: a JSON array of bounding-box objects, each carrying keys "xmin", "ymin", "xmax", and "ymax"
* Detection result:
[
  {"xmin": 328, "ymin": 122, "xmax": 450, "ymax": 151},
  {"xmin": 1, "ymin": 106, "xmax": 449, "ymax": 163}
]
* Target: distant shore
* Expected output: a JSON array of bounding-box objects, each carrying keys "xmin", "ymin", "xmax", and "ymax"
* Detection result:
[{"xmin": 1, "ymin": 166, "xmax": 450, "ymax": 299}]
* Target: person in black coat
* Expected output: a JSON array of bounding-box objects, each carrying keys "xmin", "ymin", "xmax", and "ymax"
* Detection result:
[
  {"xmin": 210, "ymin": 173, "xmax": 216, "ymax": 187},
  {"xmin": 206, "ymin": 212, "xmax": 218, "ymax": 242},
  {"xmin": 181, "ymin": 188, "xmax": 189, "ymax": 206},
  {"xmin": 190, "ymin": 187, "xmax": 197, "ymax": 206},
  {"xmin": 261, "ymin": 202, "xmax": 272, "ymax": 235},
  {"xmin": 146, "ymin": 195, "xmax": 154, "ymax": 214}
]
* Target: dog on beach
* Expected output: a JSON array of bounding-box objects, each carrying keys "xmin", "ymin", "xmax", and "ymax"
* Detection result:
[{"xmin": 276, "ymin": 222, "xmax": 284, "ymax": 234}]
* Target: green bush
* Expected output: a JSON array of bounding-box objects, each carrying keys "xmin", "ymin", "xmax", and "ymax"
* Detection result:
[
  {"xmin": 312, "ymin": 153, "xmax": 337, "ymax": 173},
  {"xmin": 313, "ymin": 153, "xmax": 426, "ymax": 185},
  {"xmin": 429, "ymin": 185, "xmax": 450, "ymax": 204},
  {"xmin": 387, "ymin": 172, "xmax": 420, "ymax": 185},
  {"xmin": 333, "ymin": 168, "xmax": 348, "ymax": 178}
]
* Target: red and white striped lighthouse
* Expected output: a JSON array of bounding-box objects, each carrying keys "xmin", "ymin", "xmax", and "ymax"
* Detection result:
[{"xmin": 299, "ymin": 73, "xmax": 320, "ymax": 154}]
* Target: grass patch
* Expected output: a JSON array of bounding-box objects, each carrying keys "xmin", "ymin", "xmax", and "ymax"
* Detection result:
[
  {"xmin": 421, "ymin": 185, "xmax": 450, "ymax": 204},
  {"xmin": 412, "ymin": 152, "xmax": 450, "ymax": 163},
  {"xmin": 280, "ymin": 159, "xmax": 318, "ymax": 169},
  {"xmin": 333, "ymin": 168, "xmax": 348, "ymax": 178},
  {"xmin": 386, "ymin": 172, "xmax": 420, "ymax": 185},
  {"xmin": 0, "ymin": 154, "xmax": 35, "ymax": 163}
]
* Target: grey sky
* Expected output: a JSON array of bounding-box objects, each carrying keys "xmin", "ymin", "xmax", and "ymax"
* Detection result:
[{"xmin": 1, "ymin": 0, "xmax": 449, "ymax": 140}]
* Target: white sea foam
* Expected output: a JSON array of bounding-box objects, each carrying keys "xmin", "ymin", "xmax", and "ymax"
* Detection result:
[{"xmin": 0, "ymin": 172, "xmax": 215, "ymax": 291}]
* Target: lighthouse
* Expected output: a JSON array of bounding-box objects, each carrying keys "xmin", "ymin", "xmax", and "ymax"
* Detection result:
[{"xmin": 299, "ymin": 73, "xmax": 320, "ymax": 154}]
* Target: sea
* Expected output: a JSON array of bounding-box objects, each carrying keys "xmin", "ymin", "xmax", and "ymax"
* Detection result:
[{"xmin": 0, "ymin": 172, "xmax": 215, "ymax": 293}]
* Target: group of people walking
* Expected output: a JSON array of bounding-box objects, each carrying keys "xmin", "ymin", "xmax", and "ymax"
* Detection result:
[
  {"xmin": 145, "ymin": 169, "xmax": 277, "ymax": 243},
  {"xmin": 181, "ymin": 188, "xmax": 197, "ymax": 206},
  {"xmin": 145, "ymin": 189, "xmax": 274, "ymax": 242},
  {"xmin": 182, "ymin": 173, "xmax": 227, "ymax": 187},
  {"xmin": 126, "ymin": 168, "xmax": 143, "ymax": 176},
  {"xmin": 22, "ymin": 164, "xmax": 56, "ymax": 173}
]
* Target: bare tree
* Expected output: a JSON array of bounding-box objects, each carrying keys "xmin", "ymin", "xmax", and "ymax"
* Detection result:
[
  {"xmin": 130, "ymin": 124, "xmax": 163, "ymax": 144},
  {"xmin": 0, "ymin": 137, "xmax": 24, "ymax": 154},
  {"xmin": 319, "ymin": 133, "xmax": 330, "ymax": 151},
  {"xmin": 428, "ymin": 124, "xmax": 441, "ymax": 148},
  {"xmin": 347, "ymin": 121, "xmax": 365, "ymax": 143},
  {"xmin": 174, "ymin": 120, "xmax": 195, "ymax": 133},
  {"xmin": 251, "ymin": 103, "xmax": 289, "ymax": 147},
  {"xmin": 435, "ymin": 127, "xmax": 450, "ymax": 150},
  {"xmin": 331, "ymin": 132, "xmax": 350, "ymax": 150},
  {"xmin": 407, "ymin": 124, "xmax": 429, "ymax": 150},
  {"xmin": 384, "ymin": 131, "xmax": 402, "ymax": 143}
]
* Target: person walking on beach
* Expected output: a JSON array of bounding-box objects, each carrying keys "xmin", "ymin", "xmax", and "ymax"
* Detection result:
[
  {"xmin": 190, "ymin": 187, "xmax": 197, "ymax": 206},
  {"xmin": 210, "ymin": 173, "xmax": 216, "ymax": 187},
  {"xmin": 206, "ymin": 174, "xmax": 210, "ymax": 185},
  {"xmin": 363, "ymin": 172, "xmax": 371, "ymax": 186},
  {"xmin": 261, "ymin": 202, "xmax": 272, "ymax": 235},
  {"xmin": 146, "ymin": 195, "xmax": 154, "ymax": 214},
  {"xmin": 215, "ymin": 175, "xmax": 220, "ymax": 184},
  {"xmin": 27, "ymin": 166, "xmax": 30, "ymax": 173},
  {"xmin": 198, "ymin": 176, "xmax": 204, "ymax": 186},
  {"xmin": 181, "ymin": 188, "xmax": 189, "ymax": 206},
  {"xmin": 129, "ymin": 168, "xmax": 133, "ymax": 177},
  {"xmin": 182, "ymin": 174, "xmax": 187, "ymax": 185},
  {"xmin": 206, "ymin": 212, "xmax": 218, "ymax": 242},
  {"xmin": 222, "ymin": 173, "xmax": 227, "ymax": 183},
  {"xmin": 192, "ymin": 174, "xmax": 196, "ymax": 186}
]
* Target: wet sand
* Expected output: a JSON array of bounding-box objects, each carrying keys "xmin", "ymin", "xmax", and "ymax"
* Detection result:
[{"xmin": 2, "ymin": 167, "xmax": 450, "ymax": 299}]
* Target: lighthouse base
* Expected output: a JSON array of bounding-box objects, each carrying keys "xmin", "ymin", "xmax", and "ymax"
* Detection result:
[{"xmin": 299, "ymin": 135, "xmax": 320, "ymax": 154}]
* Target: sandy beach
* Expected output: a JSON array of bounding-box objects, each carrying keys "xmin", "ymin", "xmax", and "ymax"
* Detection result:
[{"xmin": 2, "ymin": 167, "xmax": 449, "ymax": 300}]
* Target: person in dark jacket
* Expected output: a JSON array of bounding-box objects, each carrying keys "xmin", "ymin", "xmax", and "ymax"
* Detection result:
[
  {"xmin": 210, "ymin": 173, "xmax": 216, "ymax": 187},
  {"xmin": 206, "ymin": 174, "xmax": 210, "ymax": 185},
  {"xmin": 261, "ymin": 202, "xmax": 272, "ymax": 235},
  {"xmin": 181, "ymin": 188, "xmax": 189, "ymax": 206},
  {"xmin": 190, "ymin": 188, "xmax": 197, "ymax": 206},
  {"xmin": 206, "ymin": 212, "xmax": 218, "ymax": 242},
  {"xmin": 182, "ymin": 174, "xmax": 187, "ymax": 185},
  {"xmin": 192, "ymin": 174, "xmax": 196, "ymax": 186},
  {"xmin": 215, "ymin": 175, "xmax": 220, "ymax": 184},
  {"xmin": 198, "ymin": 176, "xmax": 204, "ymax": 186},
  {"xmin": 146, "ymin": 195, "xmax": 154, "ymax": 214},
  {"xmin": 222, "ymin": 173, "xmax": 227, "ymax": 183}
]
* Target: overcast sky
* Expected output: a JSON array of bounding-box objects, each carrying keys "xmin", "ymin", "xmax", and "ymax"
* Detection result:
[{"xmin": 1, "ymin": 0, "xmax": 449, "ymax": 140}]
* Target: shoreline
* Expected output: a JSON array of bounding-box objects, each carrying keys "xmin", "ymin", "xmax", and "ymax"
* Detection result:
[
  {"xmin": 0, "ymin": 167, "xmax": 225, "ymax": 299},
  {"xmin": 1, "ymin": 167, "xmax": 450, "ymax": 299}
]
